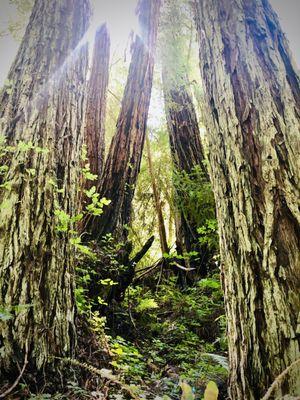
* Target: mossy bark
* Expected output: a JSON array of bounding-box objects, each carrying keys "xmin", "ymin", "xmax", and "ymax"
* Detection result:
[
  {"xmin": 194, "ymin": 0, "xmax": 300, "ymax": 398},
  {"xmin": 0, "ymin": 0, "xmax": 90, "ymax": 374}
]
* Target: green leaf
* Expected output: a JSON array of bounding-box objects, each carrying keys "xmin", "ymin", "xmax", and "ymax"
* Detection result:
[
  {"xmin": 0, "ymin": 307, "xmax": 13, "ymax": 321},
  {"xmin": 26, "ymin": 168, "xmax": 36, "ymax": 176},
  {"xmin": 100, "ymin": 278, "xmax": 118, "ymax": 286},
  {"xmin": 35, "ymin": 146, "xmax": 49, "ymax": 154},
  {"xmin": 199, "ymin": 278, "xmax": 220, "ymax": 290},
  {"xmin": 85, "ymin": 186, "xmax": 96, "ymax": 198},
  {"xmin": 136, "ymin": 298, "xmax": 158, "ymax": 312},
  {"xmin": 204, "ymin": 381, "xmax": 218, "ymax": 400},
  {"xmin": 180, "ymin": 381, "xmax": 194, "ymax": 400}
]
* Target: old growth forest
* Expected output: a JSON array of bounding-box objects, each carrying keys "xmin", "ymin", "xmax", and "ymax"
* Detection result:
[{"xmin": 0, "ymin": 0, "xmax": 299, "ymax": 399}]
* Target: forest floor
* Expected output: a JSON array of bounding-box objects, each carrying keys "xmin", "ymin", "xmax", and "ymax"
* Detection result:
[{"xmin": 4, "ymin": 270, "xmax": 227, "ymax": 400}]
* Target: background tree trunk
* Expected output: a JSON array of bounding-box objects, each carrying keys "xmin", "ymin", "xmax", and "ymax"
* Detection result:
[
  {"xmin": 162, "ymin": 76, "xmax": 207, "ymax": 177},
  {"xmin": 80, "ymin": 24, "xmax": 110, "ymax": 220},
  {"xmin": 194, "ymin": 0, "xmax": 300, "ymax": 398},
  {"xmin": 84, "ymin": 24, "xmax": 110, "ymax": 183},
  {"xmin": 85, "ymin": 0, "xmax": 161, "ymax": 242},
  {"xmin": 163, "ymin": 75, "xmax": 211, "ymax": 277},
  {"xmin": 0, "ymin": 0, "xmax": 90, "ymax": 374},
  {"xmin": 146, "ymin": 133, "xmax": 169, "ymax": 255}
]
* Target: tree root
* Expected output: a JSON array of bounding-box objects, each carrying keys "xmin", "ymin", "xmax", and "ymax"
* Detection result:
[
  {"xmin": 0, "ymin": 342, "xmax": 28, "ymax": 398},
  {"xmin": 261, "ymin": 358, "xmax": 300, "ymax": 400}
]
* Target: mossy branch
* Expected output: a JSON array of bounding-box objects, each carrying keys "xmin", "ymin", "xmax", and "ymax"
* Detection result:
[{"xmin": 56, "ymin": 357, "xmax": 140, "ymax": 399}]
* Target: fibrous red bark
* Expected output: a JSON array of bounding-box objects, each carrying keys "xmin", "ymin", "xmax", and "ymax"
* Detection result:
[
  {"xmin": 84, "ymin": 24, "xmax": 110, "ymax": 182},
  {"xmin": 194, "ymin": 0, "xmax": 300, "ymax": 397},
  {"xmin": 85, "ymin": 0, "xmax": 161, "ymax": 242}
]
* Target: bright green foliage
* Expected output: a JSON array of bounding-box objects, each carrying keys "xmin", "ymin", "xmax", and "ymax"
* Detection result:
[
  {"xmin": 197, "ymin": 220, "xmax": 219, "ymax": 251},
  {"xmin": 82, "ymin": 164, "xmax": 98, "ymax": 182},
  {"xmin": 84, "ymin": 186, "xmax": 111, "ymax": 216},
  {"xmin": 136, "ymin": 297, "xmax": 159, "ymax": 312},
  {"xmin": 101, "ymin": 275, "xmax": 228, "ymax": 398},
  {"xmin": 173, "ymin": 167, "xmax": 216, "ymax": 231},
  {"xmin": 109, "ymin": 336, "xmax": 147, "ymax": 378},
  {"xmin": 54, "ymin": 209, "xmax": 82, "ymax": 232}
]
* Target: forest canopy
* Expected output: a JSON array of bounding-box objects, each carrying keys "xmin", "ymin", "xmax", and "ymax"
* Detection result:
[{"xmin": 0, "ymin": 1, "xmax": 299, "ymax": 400}]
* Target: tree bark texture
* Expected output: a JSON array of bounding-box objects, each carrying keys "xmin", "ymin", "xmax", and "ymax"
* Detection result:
[
  {"xmin": 163, "ymin": 78, "xmax": 207, "ymax": 176},
  {"xmin": 84, "ymin": 24, "xmax": 110, "ymax": 182},
  {"xmin": 85, "ymin": 0, "xmax": 161, "ymax": 241},
  {"xmin": 0, "ymin": 0, "xmax": 90, "ymax": 373},
  {"xmin": 194, "ymin": 0, "xmax": 300, "ymax": 398},
  {"xmin": 162, "ymin": 72, "xmax": 211, "ymax": 276}
]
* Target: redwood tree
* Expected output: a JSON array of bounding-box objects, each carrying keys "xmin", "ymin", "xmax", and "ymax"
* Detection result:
[
  {"xmin": 85, "ymin": 0, "xmax": 161, "ymax": 242},
  {"xmin": 194, "ymin": 0, "xmax": 300, "ymax": 398},
  {"xmin": 161, "ymin": 0, "xmax": 211, "ymax": 276},
  {"xmin": 84, "ymin": 24, "xmax": 110, "ymax": 183},
  {"xmin": 163, "ymin": 77, "xmax": 212, "ymax": 276},
  {"xmin": 0, "ymin": 0, "xmax": 90, "ymax": 373}
]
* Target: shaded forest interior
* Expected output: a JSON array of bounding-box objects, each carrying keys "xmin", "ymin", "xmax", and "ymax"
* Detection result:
[{"xmin": 0, "ymin": 0, "xmax": 299, "ymax": 400}]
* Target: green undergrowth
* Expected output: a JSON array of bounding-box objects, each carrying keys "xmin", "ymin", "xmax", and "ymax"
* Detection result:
[
  {"xmin": 100, "ymin": 274, "xmax": 228, "ymax": 399},
  {"xmin": 3, "ymin": 273, "xmax": 227, "ymax": 400}
]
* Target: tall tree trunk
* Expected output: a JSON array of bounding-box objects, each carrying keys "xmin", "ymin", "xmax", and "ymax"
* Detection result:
[
  {"xmin": 80, "ymin": 24, "xmax": 110, "ymax": 220},
  {"xmin": 84, "ymin": 24, "xmax": 110, "ymax": 182},
  {"xmin": 194, "ymin": 0, "xmax": 300, "ymax": 398},
  {"xmin": 146, "ymin": 134, "xmax": 169, "ymax": 255},
  {"xmin": 162, "ymin": 76, "xmax": 207, "ymax": 177},
  {"xmin": 85, "ymin": 0, "xmax": 161, "ymax": 242},
  {"xmin": 0, "ymin": 0, "xmax": 90, "ymax": 374},
  {"xmin": 162, "ymin": 71, "xmax": 211, "ymax": 277}
]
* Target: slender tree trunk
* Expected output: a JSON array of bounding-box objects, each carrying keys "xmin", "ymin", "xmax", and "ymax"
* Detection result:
[
  {"xmin": 146, "ymin": 134, "xmax": 169, "ymax": 255},
  {"xmin": 194, "ymin": 0, "xmax": 300, "ymax": 398},
  {"xmin": 0, "ymin": 0, "xmax": 90, "ymax": 374},
  {"xmin": 85, "ymin": 0, "xmax": 161, "ymax": 242},
  {"xmin": 84, "ymin": 24, "xmax": 110, "ymax": 182}
]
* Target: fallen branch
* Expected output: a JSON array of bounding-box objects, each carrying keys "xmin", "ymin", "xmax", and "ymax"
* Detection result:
[
  {"xmin": 261, "ymin": 358, "xmax": 300, "ymax": 400},
  {"xmin": 134, "ymin": 258, "xmax": 163, "ymax": 281},
  {"xmin": 130, "ymin": 235, "xmax": 155, "ymax": 266},
  {"xmin": 57, "ymin": 357, "xmax": 140, "ymax": 400},
  {"xmin": 173, "ymin": 262, "xmax": 196, "ymax": 272},
  {"xmin": 0, "ymin": 343, "xmax": 29, "ymax": 398}
]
